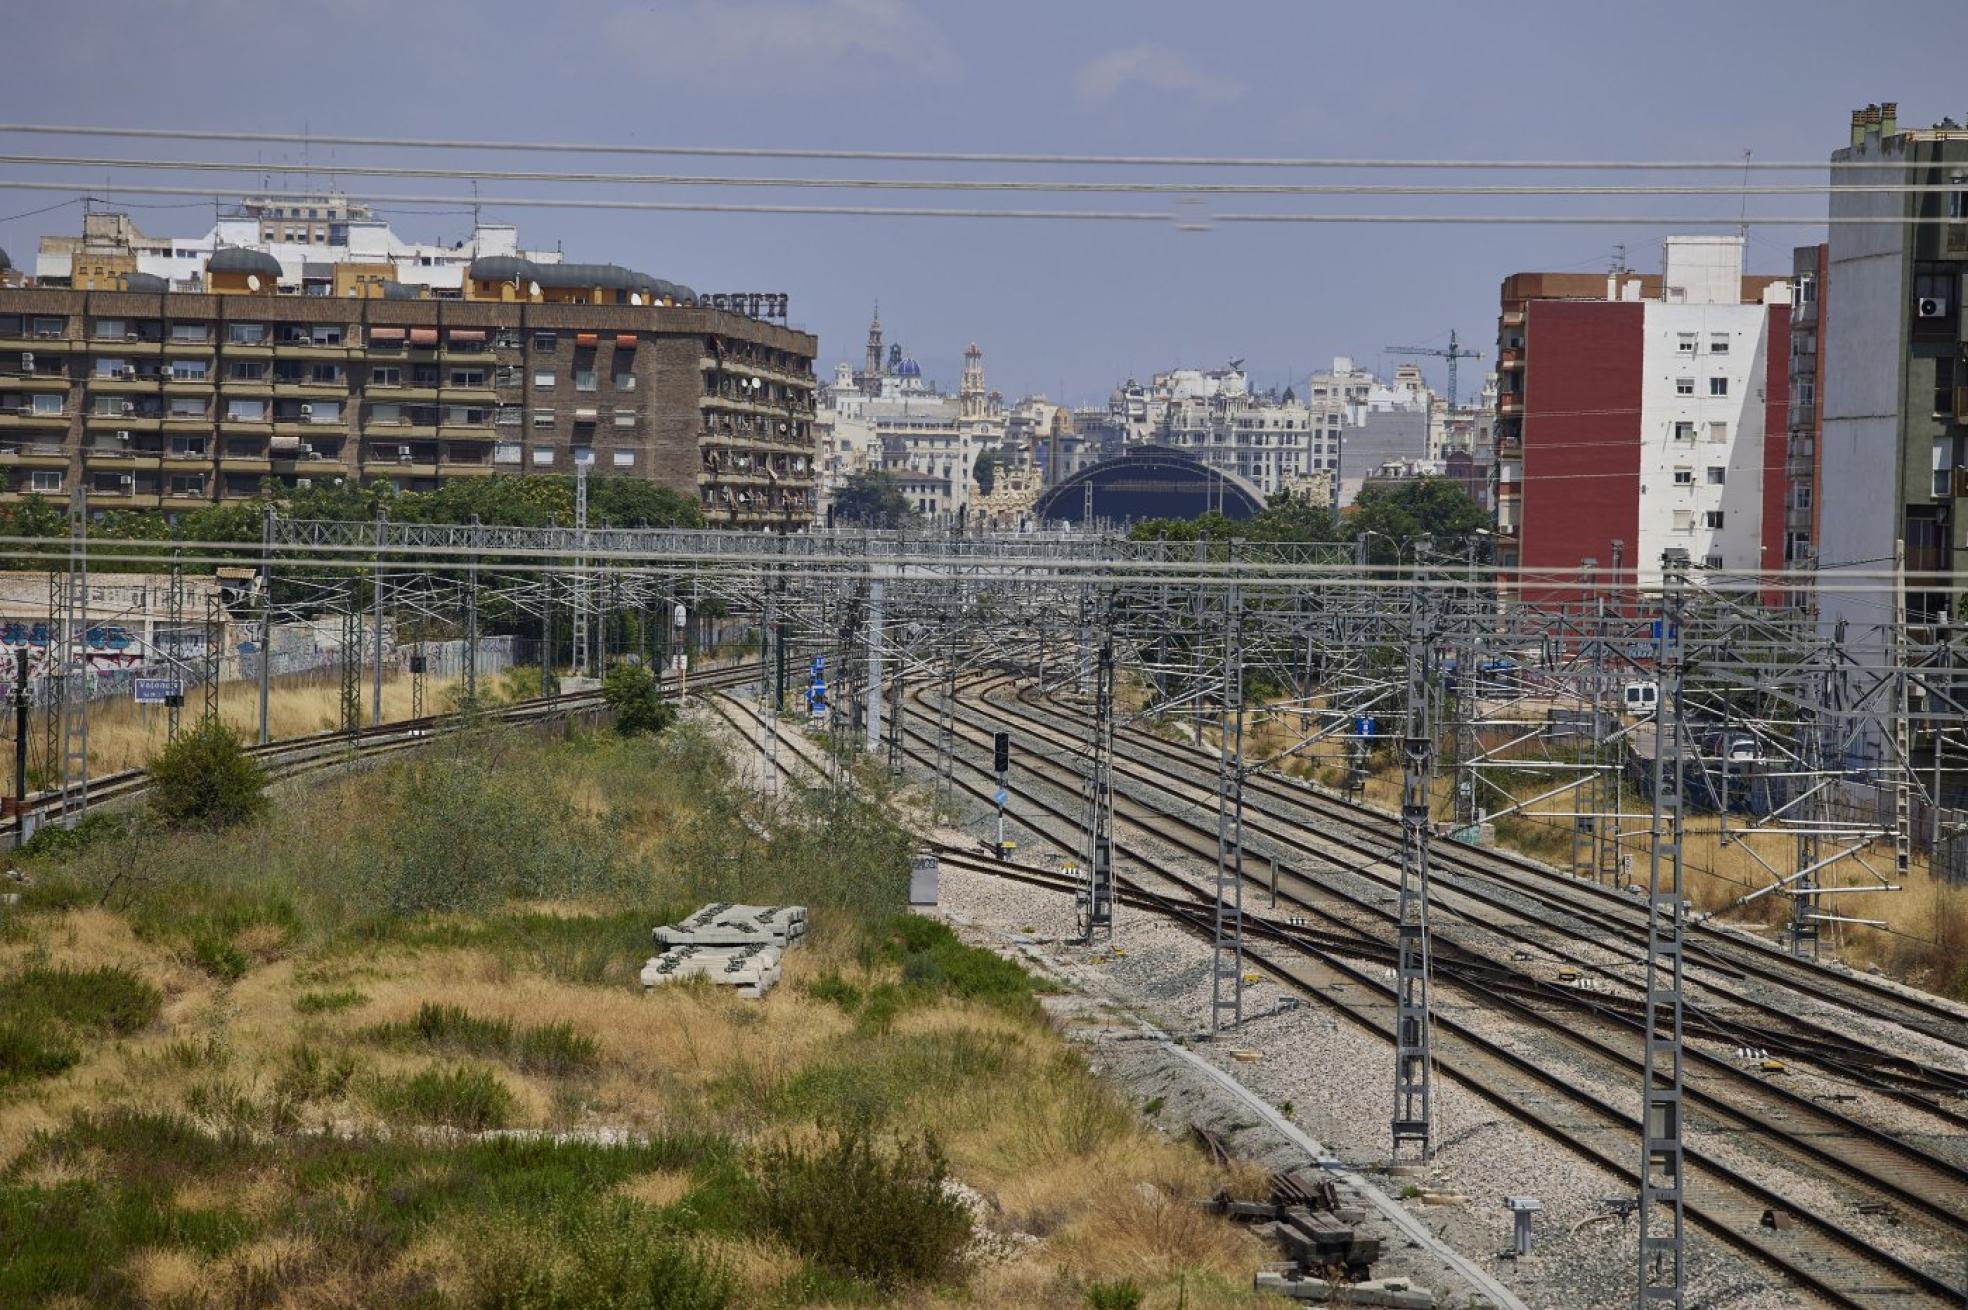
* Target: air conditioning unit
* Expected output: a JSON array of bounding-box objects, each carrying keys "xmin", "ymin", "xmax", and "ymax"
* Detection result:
[
  {"xmin": 398, "ymin": 451, "xmax": 413, "ymax": 464},
  {"xmin": 298, "ymin": 404, "xmax": 314, "ymax": 418},
  {"xmin": 295, "ymin": 477, "xmax": 312, "ymax": 489},
  {"xmin": 20, "ymin": 352, "xmax": 33, "ymax": 370},
  {"xmin": 1918, "ymin": 296, "xmax": 1950, "ymax": 319},
  {"xmin": 119, "ymin": 402, "xmax": 135, "ymax": 416},
  {"xmin": 116, "ymin": 430, "xmax": 131, "ymax": 443},
  {"xmin": 117, "ymin": 474, "xmax": 134, "ymax": 487}
]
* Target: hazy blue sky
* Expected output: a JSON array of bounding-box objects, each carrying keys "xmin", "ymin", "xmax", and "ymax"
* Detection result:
[{"xmin": 3, "ymin": 0, "xmax": 1964, "ymax": 404}]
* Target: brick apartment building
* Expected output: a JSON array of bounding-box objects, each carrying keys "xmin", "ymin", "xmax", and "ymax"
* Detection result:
[
  {"xmin": 1491, "ymin": 236, "xmax": 1790, "ymax": 598},
  {"xmin": 0, "ymin": 208, "xmax": 819, "ymax": 529}
]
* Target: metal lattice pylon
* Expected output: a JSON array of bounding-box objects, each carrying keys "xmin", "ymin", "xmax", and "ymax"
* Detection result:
[
  {"xmin": 1210, "ymin": 575, "xmax": 1246, "ymax": 1032},
  {"xmin": 1638, "ymin": 552, "xmax": 1689, "ymax": 1307},
  {"xmin": 1079, "ymin": 605, "xmax": 1116, "ymax": 943},
  {"xmin": 57, "ymin": 493, "xmax": 89, "ymax": 821},
  {"xmin": 339, "ymin": 580, "xmax": 362, "ymax": 739},
  {"xmin": 1390, "ymin": 593, "xmax": 1437, "ymax": 1162},
  {"xmin": 571, "ymin": 464, "xmax": 591, "ymax": 678},
  {"xmin": 166, "ymin": 552, "xmax": 185, "ymax": 743}
]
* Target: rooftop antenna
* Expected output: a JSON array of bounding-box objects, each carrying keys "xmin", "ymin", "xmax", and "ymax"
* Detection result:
[{"xmin": 1611, "ymin": 243, "xmax": 1628, "ymax": 276}]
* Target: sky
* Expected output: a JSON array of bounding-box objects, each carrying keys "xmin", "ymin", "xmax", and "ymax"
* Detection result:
[{"xmin": 2, "ymin": 0, "xmax": 1965, "ymax": 406}]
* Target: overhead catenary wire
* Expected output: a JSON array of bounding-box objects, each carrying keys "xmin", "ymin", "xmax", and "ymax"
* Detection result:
[
  {"xmin": 0, "ymin": 179, "xmax": 1944, "ymax": 226},
  {"xmin": 1, "ymin": 152, "xmax": 1962, "ymax": 198},
  {"xmin": 0, "ymin": 122, "xmax": 1937, "ymax": 171}
]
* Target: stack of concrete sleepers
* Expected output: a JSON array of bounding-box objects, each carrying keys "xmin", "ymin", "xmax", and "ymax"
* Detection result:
[{"xmin": 640, "ymin": 903, "xmax": 807, "ymax": 999}]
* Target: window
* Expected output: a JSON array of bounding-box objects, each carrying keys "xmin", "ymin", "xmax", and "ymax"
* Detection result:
[
  {"xmin": 1675, "ymin": 377, "xmax": 1695, "ymax": 396},
  {"xmin": 612, "ymin": 411, "xmax": 636, "ymax": 428},
  {"xmin": 309, "ymin": 364, "xmax": 342, "ymax": 385},
  {"xmin": 169, "ymin": 474, "xmax": 205, "ymax": 497},
  {"xmin": 369, "ymin": 403, "xmax": 403, "ymax": 425},
  {"xmin": 1708, "ymin": 377, "xmax": 1729, "ymax": 397},
  {"xmin": 31, "ymin": 316, "xmax": 63, "ymax": 338},
  {"xmin": 532, "ymin": 370, "xmax": 555, "ymax": 388},
  {"xmin": 1704, "ymin": 510, "xmax": 1725, "ymax": 529},
  {"xmin": 450, "ymin": 369, "xmax": 487, "ymax": 389},
  {"xmin": 494, "ymin": 443, "xmax": 522, "ymax": 464},
  {"xmin": 1704, "ymin": 554, "xmax": 1725, "ymax": 571},
  {"xmin": 171, "ymin": 360, "xmax": 209, "ymax": 381},
  {"xmin": 1709, "ymin": 333, "xmax": 1730, "ymax": 354},
  {"xmin": 1949, "ymin": 173, "xmax": 1968, "ymax": 221},
  {"xmin": 1672, "ymin": 421, "xmax": 1696, "ymax": 442},
  {"xmin": 411, "ymin": 365, "xmax": 439, "ymax": 387},
  {"xmin": 612, "ymin": 449, "xmax": 636, "ymax": 467},
  {"xmin": 226, "ymin": 361, "xmax": 264, "ymax": 381},
  {"xmin": 1934, "ymin": 440, "xmax": 1952, "ymax": 498},
  {"xmin": 496, "ymin": 365, "xmax": 523, "ymax": 386},
  {"xmin": 93, "ymin": 395, "xmax": 126, "ymax": 416},
  {"xmin": 613, "ymin": 368, "xmax": 635, "ymax": 391},
  {"xmin": 29, "ymin": 470, "xmax": 62, "ymax": 493},
  {"xmin": 94, "ymin": 319, "xmax": 126, "ymax": 340},
  {"xmin": 169, "ymin": 396, "xmax": 204, "ymax": 417},
  {"xmin": 226, "ymin": 399, "xmax": 267, "ymax": 421},
  {"xmin": 168, "ymin": 436, "xmax": 205, "ymax": 457},
  {"xmin": 1673, "ymin": 467, "xmax": 1694, "ymax": 485},
  {"xmin": 1706, "ymin": 466, "xmax": 1726, "ymax": 485},
  {"xmin": 310, "ymin": 325, "xmax": 343, "ymax": 346},
  {"xmin": 531, "ymin": 448, "xmax": 555, "ymax": 465},
  {"xmin": 532, "ymin": 332, "xmax": 556, "ymax": 351},
  {"xmin": 31, "ymin": 393, "xmax": 62, "ymax": 415},
  {"xmin": 1672, "ymin": 509, "xmax": 1694, "ymax": 533},
  {"xmin": 1793, "ymin": 486, "xmax": 1813, "ymax": 510},
  {"xmin": 495, "ymin": 330, "xmax": 521, "ymax": 350},
  {"xmin": 1936, "ymin": 356, "xmax": 1957, "ymax": 416},
  {"xmin": 228, "ymin": 323, "xmax": 266, "ymax": 344},
  {"xmin": 532, "ymin": 409, "xmax": 554, "ymax": 428},
  {"xmin": 1676, "ymin": 333, "xmax": 1697, "ymax": 354},
  {"xmin": 370, "ymin": 365, "xmax": 401, "ymax": 386},
  {"xmin": 1709, "ymin": 421, "xmax": 1728, "ymax": 444},
  {"xmin": 574, "ymin": 368, "xmax": 597, "ymax": 392}
]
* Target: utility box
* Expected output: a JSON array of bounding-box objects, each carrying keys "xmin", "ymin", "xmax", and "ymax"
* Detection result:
[{"xmin": 909, "ymin": 852, "xmax": 939, "ymax": 906}]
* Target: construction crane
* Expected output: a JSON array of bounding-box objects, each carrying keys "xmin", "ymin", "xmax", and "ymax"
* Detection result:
[{"xmin": 1384, "ymin": 330, "xmax": 1483, "ymax": 411}]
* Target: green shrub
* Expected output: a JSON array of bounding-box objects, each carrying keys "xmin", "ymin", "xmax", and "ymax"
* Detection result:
[
  {"xmin": 0, "ymin": 1021, "xmax": 80, "ymax": 1085},
  {"xmin": 275, "ymin": 1044, "xmax": 358, "ymax": 1103},
  {"xmin": 294, "ymin": 988, "xmax": 369, "ymax": 1015},
  {"xmin": 1085, "ymin": 1279, "xmax": 1145, "ymax": 1310},
  {"xmin": 369, "ymin": 1003, "xmax": 600, "ymax": 1077},
  {"xmin": 748, "ymin": 1122, "xmax": 970, "ymax": 1290},
  {"xmin": 604, "ymin": 662, "xmax": 675, "ymax": 738},
  {"xmin": 873, "ymin": 915, "xmax": 1047, "ymax": 1017},
  {"xmin": 144, "ymin": 718, "xmax": 269, "ymax": 830},
  {"xmin": 0, "ymin": 964, "xmax": 161, "ymax": 1036},
  {"xmin": 191, "ymin": 934, "xmax": 250, "ymax": 982},
  {"xmin": 369, "ymin": 1065, "xmax": 514, "ymax": 1131},
  {"xmin": 463, "ymin": 1201, "xmax": 733, "ymax": 1310},
  {"xmin": 16, "ymin": 812, "xmax": 126, "ymax": 859}
]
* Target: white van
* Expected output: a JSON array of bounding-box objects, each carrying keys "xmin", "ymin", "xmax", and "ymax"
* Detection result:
[{"xmin": 1623, "ymin": 681, "xmax": 1659, "ymax": 715}]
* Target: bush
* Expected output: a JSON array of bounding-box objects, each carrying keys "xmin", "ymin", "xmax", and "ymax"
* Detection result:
[
  {"xmin": 294, "ymin": 988, "xmax": 368, "ymax": 1015},
  {"xmin": 748, "ymin": 1121, "xmax": 970, "ymax": 1290},
  {"xmin": 604, "ymin": 662, "xmax": 675, "ymax": 737},
  {"xmin": 16, "ymin": 812, "xmax": 126, "ymax": 859},
  {"xmin": 369, "ymin": 1065, "xmax": 514, "ymax": 1131},
  {"xmin": 145, "ymin": 719, "xmax": 269, "ymax": 830},
  {"xmin": 0, "ymin": 965, "xmax": 161, "ymax": 1036},
  {"xmin": 0, "ymin": 1021, "xmax": 80, "ymax": 1085},
  {"xmin": 463, "ymin": 1201, "xmax": 733, "ymax": 1310},
  {"xmin": 369, "ymin": 1003, "xmax": 600, "ymax": 1077},
  {"xmin": 1085, "ymin": 1280, "xmax": 1145, "ymax": 1310}
]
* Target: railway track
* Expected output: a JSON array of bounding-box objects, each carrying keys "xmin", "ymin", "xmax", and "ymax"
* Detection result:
[
  {"xmin": 10, "ymin": 661, "xmax": 766, "ymax": 834},
  {"xmin": 707, "ymin": 686, "xmax": 1966, "ymax": 1308}
]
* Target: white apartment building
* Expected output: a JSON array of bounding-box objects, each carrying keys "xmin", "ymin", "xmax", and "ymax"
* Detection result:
[
  {"xmin": 38, "ymin": 195, "xmax": 564, "ymax": 295},
  {"xmin": 1140, "ymin": 364, "xmax": 1335, "ymax": 497}
]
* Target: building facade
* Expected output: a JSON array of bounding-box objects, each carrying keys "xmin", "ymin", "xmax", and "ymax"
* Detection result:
[
  {"xmin": 1817, "ymin": 104, "xmax": 1968, "ymax": 632},
  {"xmin": 1138, "ymin": 364, "xmax": 1333, "ymax": 498},
  {"xmin": 1491, "ymin": 236, "xmax": 1789, "ymax": 590},
  {"xmin": 1785, "ymin": 243, "xmax": 1828, "ymax": 595},
  {"xmin": 0, "ymin": 256, "xmax": 816, "ymax": 527}
]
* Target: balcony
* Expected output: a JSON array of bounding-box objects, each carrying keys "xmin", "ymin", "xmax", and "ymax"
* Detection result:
[
  {"xmin": 219, "ymin": 452, "xmax": 273, "ymax": 473},
  {"xmin": 1498, "ymin": 347, "xmax": 1523, "ymax": 371},
  {"xmin": 163, "ymin": 376, "xmax": 216, "ymax": 394},
  {"xmin": 162, "ymin": 414, "xmax": 214, "ymax": 432},
  {"xmin": 269, "ymin": 342, "xmax": 352, "ymax": 361},
  {"xmin": 0, "ymin": 408, "xmax": 70, "ymax": 430},
  {"xmin": 87, "ymin": 338, "xmax": 163, "ymax": 357},
  {"xmin": 161, "ymin": 341, "xmax": 215, "ymax": 358},
  {"xmin": 438, "ymin": 424, "xmax": 496, "ymax": 442},
  {"xmin": 1497, "ymin": 395, "xmax": 1523, "ymax": 417},
  {"xmin": 0, "ymin": 336, "xmax": 72, "ymax": 354},
  {"xmin": 272, "ymin": 416, "xmax": 348, "ymax": 436},
  {"xmin": 10, "ymin": 373, "xmax": 71, "ymax": 391},
  {"xmin": 221, "ymin": 340, "xmax": 274, "ymax": 358},
  {"xmin": 439, "ymin": 384, "xmax": 499, "ymax": 405},
  {"xmin": 220, "ymin": 376, "xmax": 274, "ymax": 396},
  {"xmin": 87, "ymin": 371, "xmax": 163, "ymax": 393},
  {"xmin": 1499, "ymin": 310, "xmax": 1525, "ymax": 329},
  {"xmin": 0, "ymin": 444, "xmax": 71, "ymax": 468},
  {"xmin": 86, "ymin": 414, "xmax": 162, "ymax": 433},
  {"xmin": 83, "ymin": 447, "xmax": 161, "ymax": 471},
  {"xmin": 88, "ymin": 490, "xmax": 162, "ymax": 510},
  {"xmin": 271, "ymin": 379, "xmax": 351, "ymax": 398}
]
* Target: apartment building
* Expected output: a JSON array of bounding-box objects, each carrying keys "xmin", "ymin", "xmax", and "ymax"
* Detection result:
[
  {"xmin": 1785, "ymin": 242, "xmax": 1828, "ymax": 593},
  {"xmin": 0, "ymin": 271, "xmax": 817, "ymax": 528},
  {"xmin": 1818, "ymin": 103, "xmax": 1968, "ymax": 632},
  {"xmin": 1491, "ymin": 236, "xmax": 1790, "ymax": 592},
  {"xmin": 1143, "ymin": 364, "xmax": 1335, "ymax": 498}
]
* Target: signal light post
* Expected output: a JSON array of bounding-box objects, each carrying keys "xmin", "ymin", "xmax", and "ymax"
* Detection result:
[{"xmin": 993, "ymin": 730, "xmax": 1010, "ymax": 860}]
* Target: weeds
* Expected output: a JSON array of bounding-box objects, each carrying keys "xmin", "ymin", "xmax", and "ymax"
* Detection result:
[
  {"xmin": 368, "ymin": 1003, "xmax": 600, "ymax": 1077},
  {"xmin": 749, "ymin": 1121, "xmax": 971, "ymax": 1290},
  {"xmin": 368, "ymin": 1065, "xmax": 515, "ymax": 1131},
  {"xmin": 463, "ymin": 1201, "xmax": 734, "ymax": 1310},
  {"xmin": 294, "ymin": 988, "xmax": 369, "ymax": 1014},
  {"xmin": 1085, "ymin": 1279, "xmax": 1146, "ymax": 1310}
]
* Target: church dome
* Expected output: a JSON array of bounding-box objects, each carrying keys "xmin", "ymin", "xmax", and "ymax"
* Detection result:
[{"xmin": 897, "ymin": 357, "xmax": 922, "ymax": 378}]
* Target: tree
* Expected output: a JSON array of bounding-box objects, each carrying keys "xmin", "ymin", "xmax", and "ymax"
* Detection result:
[
  {"xmin": 1347, "ymin": 476, "xmax": 1491, "ymax": 565},
  {"xmin": 973, "ymin": 450, "xmax": 1013, "ymax": 498},
  {"xmin": 602, "ymin": 662, "xmax": 675, "ymax": 737},
  {"xmin": 145, "ymin": 719, "xmax": 269, "ymax": 830},
  {"xmin": 830, "ymin": 472, "xmax": 919, "ymax": 530}
]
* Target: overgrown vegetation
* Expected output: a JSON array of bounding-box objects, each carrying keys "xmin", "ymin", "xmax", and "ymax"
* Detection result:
[
  {"xmin": 0, "ymin": 714, "xmax": 1269, "ymax": 1306},
  {"xmin": 144, "ymin": 718, "xmax": 269, "ymax": 830},
  {"xmin": 604, "ymin": 661, "xmax": 677, "ymax": 737}
]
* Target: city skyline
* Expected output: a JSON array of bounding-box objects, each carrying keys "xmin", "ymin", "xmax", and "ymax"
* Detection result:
[{"xmin": 3, "ymin": 0, "xmax": 1964, "ymax": 406}]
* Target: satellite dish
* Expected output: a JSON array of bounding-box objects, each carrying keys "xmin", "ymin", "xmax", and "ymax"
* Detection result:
[
  {"xmin": 246, "ymin": 274, "xmax": 261, "ymax": 292},
  {"xmin": 628, "ymin": 292, "xmax": 643, "ymax": 306},
  {"xmin": 528, "ymin": 281, "xmax": 541, "ymax": 298}
]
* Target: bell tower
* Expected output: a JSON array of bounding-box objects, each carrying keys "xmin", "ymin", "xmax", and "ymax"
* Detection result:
[
  {"xmin": 863, "ymin": 304, "xmax": 884, "ymax": 383},
  {"xmin": 960, "ymin": 342, "xmax": 986, "ymax": 419}
]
